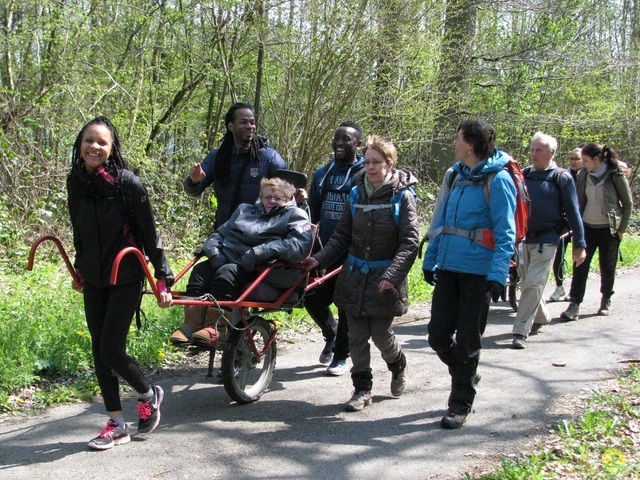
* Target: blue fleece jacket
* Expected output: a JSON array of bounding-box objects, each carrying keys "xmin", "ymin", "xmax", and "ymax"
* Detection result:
[
  {"xmin": 523, "ymin": 165, "xmax": 586, "ymax": 248},
  {"xmin": 423, "ymin": 149, "xmax": 516, "ymax": 285}
]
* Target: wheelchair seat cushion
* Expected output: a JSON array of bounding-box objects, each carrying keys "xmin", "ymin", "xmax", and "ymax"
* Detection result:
[{"xmin": 245, "ymin": 282, "xmax": 300, "ymax": 304}]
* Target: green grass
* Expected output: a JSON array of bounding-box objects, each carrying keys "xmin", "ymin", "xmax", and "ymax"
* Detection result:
[{"xmin": 466, "ymin": 365, "xmax": 640, "ymax": 479}]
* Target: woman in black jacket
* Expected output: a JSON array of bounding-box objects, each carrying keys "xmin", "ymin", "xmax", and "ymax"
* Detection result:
[{"xmin": 67, "ymin": 116, "xmax": 174, "ymax": 451}]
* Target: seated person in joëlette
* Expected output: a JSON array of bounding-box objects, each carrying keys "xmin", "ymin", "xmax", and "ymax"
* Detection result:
[{"xmin": 170, "ymin": 176, "xmax": 313, "ymax": 347}]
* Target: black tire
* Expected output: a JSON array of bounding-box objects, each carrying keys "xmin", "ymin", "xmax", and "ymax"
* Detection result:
[
  {"xmin": 221, "ymin": 316, "xmax": 277, "ymax": 404},
  {"xmin": 508, "ymin": 284, "xmax": 518, "ymax": 312}
]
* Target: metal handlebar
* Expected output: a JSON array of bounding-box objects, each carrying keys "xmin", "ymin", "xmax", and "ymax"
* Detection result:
[{"xmin": 28, "ymin": 235, "xmax": 80, "ymax": 284}]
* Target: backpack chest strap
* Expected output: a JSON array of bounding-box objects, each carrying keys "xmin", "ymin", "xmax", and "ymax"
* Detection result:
[{"xmin": 351, "ymin": 202, "xmax": 393, "ymax": 213}]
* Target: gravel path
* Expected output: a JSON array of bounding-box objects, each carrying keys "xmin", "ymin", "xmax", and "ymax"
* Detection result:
[{"xmin": 1, "ymin": 268, "xmax": 639, "ymax": 479}]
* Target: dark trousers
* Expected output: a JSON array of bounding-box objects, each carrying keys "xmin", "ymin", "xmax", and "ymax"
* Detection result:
[
  {"xmin": 552, "ymin": 234, "xmax": 571, "ymax": 286},
  {"xmin": 428, "ymin": 269, "xmax": 488, "ymax": 413},
  {"xmin": 569, "ymin": 224, "xmax": 621, "ymax": 304},
  {"xmin": 83, "ymin": 282, "xmax": 148, "ymax": 413},
  {"xmin": 186, "ymin": 261, "xmax": 255, "ymax": 299},
  {"xmin": 304, "ymin": 262, "xmax": 349, "ymax": 360}
]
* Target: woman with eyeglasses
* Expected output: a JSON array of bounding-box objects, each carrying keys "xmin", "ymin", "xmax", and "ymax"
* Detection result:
[
  {"xmin": 170, "ymin": 176, "xmax": 313, "ymax": 346},
  {"xmin": 303, "ymin": 135, "xmax": 420, "ymax": 412},
  {"xmin": 561, "ymin": 143, "xmax": 633, "ymax": 320}
]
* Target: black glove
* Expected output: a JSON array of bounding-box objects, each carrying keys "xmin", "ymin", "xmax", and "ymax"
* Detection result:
[
  {"xmin": 486, "ymin": 280, "xmax": 504, "ymax": 303},
  {"xmin": 423, "ymin": 269, "xmax": 436, "ymax": 286},
  {"xmin": 240, "ymin": 249, "xmax": 257, "ymax": 272},
  {"xmin": 209, "ymin": 254, "xmax": 226, "ymax": 271}
]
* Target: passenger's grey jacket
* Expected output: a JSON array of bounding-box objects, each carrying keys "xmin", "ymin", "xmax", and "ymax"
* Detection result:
[
  {"xmin": 313, "ymin": 169, "xmax": 420, "ymax": 318},
  {"xmin": 201, "ymin": 199, "xmax": 313, "ymax": 288},
  {"xmin": 576, "ymin": 166, "xmax": 633, "ymax": 236}
]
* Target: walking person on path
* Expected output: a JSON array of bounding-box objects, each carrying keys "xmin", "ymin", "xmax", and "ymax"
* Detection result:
[
  {"xmin": 305, "ymin": 121, "xmax": 365, "ymax": 375},
  {"xmin": 303, "ymin": 135, "xmax": 419, "ymax": 411},
  {"xmin": 561, "ymin": 143, "xmax": 633, "ymax": 320},
  {"xmin": 67, "ymin": 116, "xmax": 174, "ymax": 450},
  {"xmin": 423, "ymin": 119, "xmax": 516, "ymax": 428},
  {"xmin": 548, "ymin": 147, "xmax": 583, "ymax": 303},
  {"xmin": 511, "ymin": 133, "xmax": 586, "ymax": 349}
]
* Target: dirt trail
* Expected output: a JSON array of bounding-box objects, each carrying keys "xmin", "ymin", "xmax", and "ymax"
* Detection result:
[{"xmin": 1, "ymin": 268, "xmax": 639, "ymax": 479}]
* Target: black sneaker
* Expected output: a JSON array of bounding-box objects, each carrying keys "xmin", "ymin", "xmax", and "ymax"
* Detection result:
[
  {"xmin": 137, "ymin": 385, "xmax": 164, "ymax": 434},
  {"xmin": 87, "ymin": 420, "xmax": 130, "ymax": 451},
  {"xmin": 561, "ymin": 302, "xmax": 580, "ymax": 321},
  {"xmin": 440, "ymin": 409, "xmax": 469, "ymax": 429},
  {"xmin": 529, "ymin": 322, "xmax": 543, "ymax": 335},
  {"xmin": 319, "ymin": 338, "xmax": 335, "ymax": 365},
  {"xmin": 512, "ymin": 334, "xmax": 527, "ymax": 349},
  {"xmin": 598, "ymin": 297, "xmax": 611, "ymax": 316}
]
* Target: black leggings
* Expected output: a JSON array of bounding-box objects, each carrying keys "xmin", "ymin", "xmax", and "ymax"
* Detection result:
[
  {"xmin": 83, "ymin": 282, "xmax": 148, "ymax": 413},
  {"xmin": 569, "ymin": 224, "xmax": 621, "ymax": 304}
]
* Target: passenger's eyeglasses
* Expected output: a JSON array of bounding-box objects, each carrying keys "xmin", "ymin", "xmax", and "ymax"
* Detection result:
[
  {"xmin": 262, "ymin": 195, "xmax": 285, "ymax": 202},
  {"xmin": 364, "ymin": 160, "xmax": 386, "ymax": 167}
]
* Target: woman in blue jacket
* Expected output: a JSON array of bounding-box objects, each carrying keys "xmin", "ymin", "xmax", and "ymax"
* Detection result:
[{"xmin": 423, "ymin": 120, "xmax": 516, "ymax": 429}]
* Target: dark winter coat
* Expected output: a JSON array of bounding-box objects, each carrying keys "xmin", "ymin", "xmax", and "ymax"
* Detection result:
[
  {"xmin": 313, "ymin": 169, "xmax": 420, "ymax": 318},
  {"xmin": 201, "ymin": 198, "xmax": 313, "ymax": 289},
  {"xmin": 67, "ymin": 165, "xmax": 174, "ymax": 289}
]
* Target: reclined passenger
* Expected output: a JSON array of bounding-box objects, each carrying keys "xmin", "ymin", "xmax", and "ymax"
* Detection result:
[{"xmin": 170, "ymin": 177, "xmax": 313, "ymax": 347}]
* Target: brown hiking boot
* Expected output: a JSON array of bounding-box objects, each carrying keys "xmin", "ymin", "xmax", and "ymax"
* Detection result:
[
  {"xmin": 345, "ymin": 391, "xmax": 373, "ymax": 412},
  {"xmin": 169, "ymin": 305, "xmax": 207, "ymax": 345},
  {"xmin": 192, "ymin": 307, "xmax": 227, "ymax": 347}
]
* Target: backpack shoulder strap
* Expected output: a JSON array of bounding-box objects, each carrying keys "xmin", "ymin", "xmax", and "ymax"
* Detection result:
[
  {"xmin": 445, "ymin": 169, "xmax": 458, "ymax": 190},
  {"xmin": 115, "ymin": 170, "xmax": 136, "ymax": 226}
]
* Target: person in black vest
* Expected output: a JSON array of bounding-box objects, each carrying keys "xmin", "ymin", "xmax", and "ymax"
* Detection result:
[
  {"xmin": 183, "ymin": 103, "xmax": 286, "ymax": 227},
  {"xmin": 67, "ymin": 116, "xmax": 174, "ymax": 450}
]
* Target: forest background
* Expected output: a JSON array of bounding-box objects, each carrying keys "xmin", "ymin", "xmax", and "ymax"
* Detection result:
[{"xmin": 2, "ymin": 0, "xmax": 640, "ymax": 267}]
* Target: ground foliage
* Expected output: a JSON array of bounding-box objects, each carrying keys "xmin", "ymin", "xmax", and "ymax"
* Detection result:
[{"xmin": 468, "ymin": 365, "xmax": 640, "ymax": 479}]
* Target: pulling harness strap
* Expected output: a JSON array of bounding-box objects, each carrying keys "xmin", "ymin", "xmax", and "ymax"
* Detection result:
[
  {"xmin": 439, "ymin": 226, "xmax": 496, "ymax": 250},
  {"xmin": 347, "ymin": 253, "xmax": 392, "ymax": 274},
  {"xmin": 351, "ymin": 202, "xmax": 393, "ymax": 213}
]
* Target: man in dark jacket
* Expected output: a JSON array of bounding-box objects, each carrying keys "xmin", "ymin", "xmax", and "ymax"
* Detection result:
[
  {"xmin": 511, "ymin": 132, "xmax": 586, "ymax": 349},
  {"xmin": 183, "ymin": 103, "xmax": 286, "ymax": 227},
  {"xmin": 305, "ymin": 121, "xmax": 364, "ymax": 374}
]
